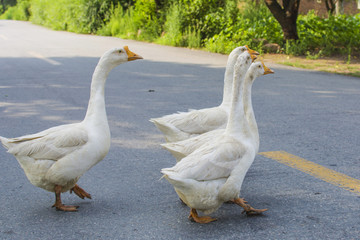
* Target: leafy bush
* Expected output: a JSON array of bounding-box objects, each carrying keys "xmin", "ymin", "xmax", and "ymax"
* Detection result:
[
  {"xmin": 204, "ymin": 1, "xmax": 282, "ymax": 54},
  {"xmin": 131, "ymin": 0, "xmax": 161, "ymax": 41},
  {"xmin": 0, "ymin": 0, "xmax": 30, "ymax": 20},
  {"xmin": 98, "ymin": 3, "xmax": 138, "ymax": 38},
  {"xmin": 0, "ymin": 0, "xmax": 17, "ymax": 15},
  {"xmin": 2, "ymin": 0, "xmax": 359, "ymax": 59},
  {"xmin": 156, "ymin": 2, "xmax": 184, "ymax": 46},
  {"xmin": 98, "ymin": 0, "xmax": 161, "ymax": 41},
  {"xmin": 30, "ymin": 0, "xmax": 125, "ymax": 34},
  {"xmin": 293, "ymin": 11, "xmax": 360, "ymax": 56},
  {"xmin": 30, "ymin": 0, "xmax": 88, "ymax": 32}
]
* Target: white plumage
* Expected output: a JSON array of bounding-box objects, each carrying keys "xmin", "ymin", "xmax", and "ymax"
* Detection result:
[
  {"xmin": 161, "ymin": 61, "xmax": 274, "ymax": 162},
  {"xmin": 150, "ymin": 46, "xmax": 259, "ymax": 142},
  {"xmin": 0, "ymin": 46, "xmax": 142, "ymax": 211},
  {"xmin": 161, "ymin": 51, "xmax": 268, "ymax": 223}
]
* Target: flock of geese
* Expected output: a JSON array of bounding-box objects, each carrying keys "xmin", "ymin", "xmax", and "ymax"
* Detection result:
[{"xmin": 0, "ymin": 45, "xmax": 273, "ymax": 223}]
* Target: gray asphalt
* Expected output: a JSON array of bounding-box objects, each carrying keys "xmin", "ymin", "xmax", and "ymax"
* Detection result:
[{"xmin": 0, "ymin": 20, "xmax": 359, "ymax": 239}]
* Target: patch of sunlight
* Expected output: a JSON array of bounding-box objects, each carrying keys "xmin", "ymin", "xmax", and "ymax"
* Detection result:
[
  {"xmin": 311, "ymin": 91, "xmax": 337, "ymax": 94},
  {"xmin": 112, "ymin": 133, "xmax": 164, "ymax": 149}
]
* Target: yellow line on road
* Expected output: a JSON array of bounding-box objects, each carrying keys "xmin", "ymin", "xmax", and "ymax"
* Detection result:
[{"xmin": 259, "ymin": 151, "xmax": 360, "ymax": 195}]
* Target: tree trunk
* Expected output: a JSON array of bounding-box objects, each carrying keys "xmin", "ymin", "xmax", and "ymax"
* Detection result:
[
  {"xmin": 325, "ymin": 0, "xmax": 336, "ymax": 16},
  {"xmin": 335, "ymin": 0, "xmax": 344, "ymax": 15},
  {"xmin": 264, "ymin": 0, "xmax": 300, "ymax": 41}
]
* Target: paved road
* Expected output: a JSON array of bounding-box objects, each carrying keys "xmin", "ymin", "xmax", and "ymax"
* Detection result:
[{"xmin": 0, "ymin": 20, "xmax": 359, "ymax": 239}]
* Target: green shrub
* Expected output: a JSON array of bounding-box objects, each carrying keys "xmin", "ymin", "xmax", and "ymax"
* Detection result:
[
  {"xmin": 294, "ymin": 11, "xmax": 360, "ymax": 56},
  {"xmin": 30, "ymin": 0, "xmax": 124, "ymax": 34},
  {"xmin": 131, "ymin": 0, "xmax": 161, "ymax": 41},
  {"xmin": 30, "ymin": 0, "xmax": 87, "ymax": 32},
  {"xmin": 98, "ymin": 0, "xmax": 161, "ymax": 41},
  {"xmin": 0, "ymin": 0, "xmax": 30, "ymax": 20},
  {"xmin": 2, "ymin": 0, "xmax": 358, "ymax": 59},
  {"xmin": 156, "ymin": 2, "xmax": 184, "ymax": 46},
  {"xmin": 98, "ymin": 4, "xmax": 138, "ymax": 38},
  {"xmin": 204, "ymin": 1, "xmax": 282, "ymax": 54}
]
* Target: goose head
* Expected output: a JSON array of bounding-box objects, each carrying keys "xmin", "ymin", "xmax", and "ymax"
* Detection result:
[
  {"xmin": 99, "ymin": 46, "xmax": 143, "ymax": 70},
  {"xmin": 234, "ymin": 50, "xmax": 253, "ymax": 71},
  {"xmin": 247, "ymin": 61, "xmax": 274, "ymax": 81},
  {"xmin": 228, "ymin": 46, "xmax": 248, "ymax": 65},
  {"xmin": 228, "ymin": 46, "xmax": 259, "ymax": 66}
]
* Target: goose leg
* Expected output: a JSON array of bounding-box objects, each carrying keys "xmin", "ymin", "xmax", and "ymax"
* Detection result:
[
  {"xmin": 70, "ymin": 184, "xmax": 92, "ymax": 199},
  {"xmin": 188, "ymin": 208, "xmax": 217, "ymax": 224},
  {"xmin": 52, "ymin": 185, "xmax": 79, "ymax": 212},
  {"xmin": 233, "ymin": 197, "xmax": 267, "ymax": 215}
]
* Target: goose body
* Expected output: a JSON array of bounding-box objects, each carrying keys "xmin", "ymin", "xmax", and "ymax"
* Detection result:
[
  {"xmin": 161, "ymin": 61, "xmax": 274, "ymax": 161},
  {"xmin": 0, "ymin": 46, "xmax": 142, "ymax": 211},
  {"xmin": 161, "ymin": 52, "xmax": 267, "ymax": 223},
  {"xmin": 150, "ymin": 46, "xmax": 258, "ymax": 142}
]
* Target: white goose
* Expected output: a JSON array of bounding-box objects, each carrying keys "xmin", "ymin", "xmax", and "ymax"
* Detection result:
[
  {"xmin": 161, "ymin": 61, "xmax": 274, "ymax": 161},
  {"xmin": 161, "ymin": 51, "xmax": 267, "ymax": 223},
  {"xmin": 0, "ymin": 47, "xmax": 142, "ymax": 211},
  {"xmin": 150, "ymin": 46, "xmax": 258, "ymax": 142}
]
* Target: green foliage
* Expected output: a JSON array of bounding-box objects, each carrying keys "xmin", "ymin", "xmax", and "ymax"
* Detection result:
[
  {"xmin": 156, "ymin": 2, "xmax": 184, "ymax": 46},
  {"xmin": 204, "ymin": 1, "xmax": 283, "ymax": 54},
  {"xmin": 98, "ymin": 0, "xmax": 161, "ymax": 41},
  {"xmin": 84, "ymin": 0, "xmax": 120, "ymax": 33},
  {"xmin": 98, "ymin": 4, "xmax": 137, "ymax": 38},
  {"xmin": 30, "ymin": 0, "xmax": 124, "ymax": 34},
  {"xmin": 294, "ymin": 11, "xmax": 360, "ymax": 56},
  {"xmin": 30, "ymin": 0, "xmax": 89, "ymax": 32},
  {"xmin": 0, "ymin": 0, "xmax": 17, "ymax": 15},
  {"xmin": 2, "ymin": 0, "xmax": 359, "ymax": 59},
  {"xmin": 0, "ymin": 0, "xmax": 30, "ymax": 20},
  {"xmin": 131, "ymin": 0, "xmax": 161, "ymax": 41}
]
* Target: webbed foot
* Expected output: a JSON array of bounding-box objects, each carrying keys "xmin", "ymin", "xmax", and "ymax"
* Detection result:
[
  {"xmin": 188, "ymin": 208, "xmax": 217, "ymax": 223},
  {"xmin": 70, "ymin": 184, "xmax": 92, "ymax": 199},
  {"xmin": 233, "ymin": 198, "xmax": 267, "ymax": 215}
]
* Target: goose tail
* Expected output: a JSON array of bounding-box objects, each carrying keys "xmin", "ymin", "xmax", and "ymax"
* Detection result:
[
  {"xmin": 150, "ymin": 118, "xmax": 190, "ymax": 142},
  {"xmin": 0, "ymin": 136, "xmax": 10, "ymax": 150}
]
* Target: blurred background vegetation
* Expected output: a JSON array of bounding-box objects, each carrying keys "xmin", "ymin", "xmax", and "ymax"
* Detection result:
[{"xmin": 1, "ymin": 0, "xmax": 359, "ymax": 62}]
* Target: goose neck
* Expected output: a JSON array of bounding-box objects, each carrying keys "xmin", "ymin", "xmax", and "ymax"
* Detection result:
[
  {"xmin": 243, "ymin": 73, "xmax": 259, "ymax": 150},
  {"xmin": 225, "ymin": 68, "xmax": 248, "ymax": 135},
  {"xmin": 84, "ymin": 64, "xmax": 111, "ymax": 122},
  {"xmin": 221, "ymin": 66, "xmax": 234, "ymax": 106}
]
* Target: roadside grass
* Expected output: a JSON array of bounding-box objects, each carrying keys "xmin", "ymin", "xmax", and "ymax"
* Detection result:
[{"xmin": 263, "ymin": 54, "xmax": 360, "ymax": 78}]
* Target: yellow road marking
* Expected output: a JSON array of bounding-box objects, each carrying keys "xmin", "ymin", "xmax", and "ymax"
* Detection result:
[{"xmin": 259, "ymin": 151, "xmax": 360, "ymax": 195}]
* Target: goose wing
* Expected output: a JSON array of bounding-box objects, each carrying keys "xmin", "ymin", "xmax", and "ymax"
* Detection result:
[
  {"xmin": 4, "ymin": 124, "xmax": 88, "ymax": 161},
  {"xmin": 163, "ymin": 136, "xmax": 246, "ymax": 181}
]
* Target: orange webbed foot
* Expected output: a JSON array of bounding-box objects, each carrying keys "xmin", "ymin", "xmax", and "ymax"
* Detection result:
[
  {"xmin": 70, "ymin": 184, "xmax": 92, "ymax": 199},
  {"xmin": 52, "ymin": 203, "xmax": 79, "ymax": 212},
  {"xmin": 233, "ymin": 198, "xmax": 268, "ymax": 216},
  {"xmin": 53, "ymin": 185, "xmax": 79, "ymax": 212},
  {"xmin": 188, "ymin": 208, "xmax": 217, "ymax": 224}
]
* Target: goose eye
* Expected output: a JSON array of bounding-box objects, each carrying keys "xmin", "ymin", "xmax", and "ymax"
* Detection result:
[{"xmin": 118, "ymin": 50, "xmax": 123, "ymax": 53}]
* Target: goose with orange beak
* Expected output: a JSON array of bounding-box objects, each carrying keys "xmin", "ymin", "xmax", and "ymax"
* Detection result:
[{"xmin": 0, "ymin": 46, "xmax": 143, "ymax": 211}]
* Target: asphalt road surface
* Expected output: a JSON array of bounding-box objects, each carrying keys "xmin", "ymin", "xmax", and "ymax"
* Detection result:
[{"xmin": 0, "ymin": 20, "xmax": 359, "ymax": 239}]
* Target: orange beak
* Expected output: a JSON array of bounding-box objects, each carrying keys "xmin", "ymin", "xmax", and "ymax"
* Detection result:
[
  {"xmin": 124, "ymin": 46, "xmax": 143, "ymax": 61},
  {"xmin": 245, "ymin": 45, "xmax": 259, "ymax": 62},
  {"xmin": 261, "ymin": 60, "xmax": 274, "ymax": 75}
]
